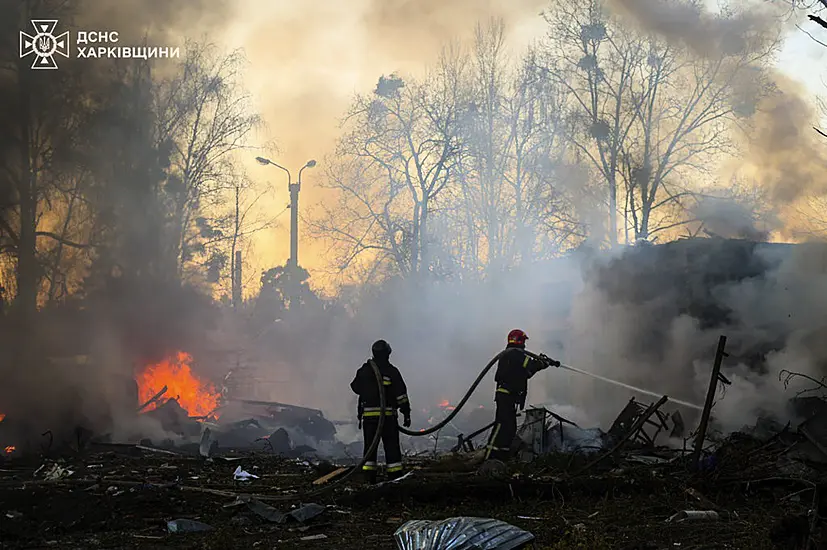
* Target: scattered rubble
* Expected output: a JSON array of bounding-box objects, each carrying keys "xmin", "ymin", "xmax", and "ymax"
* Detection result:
[
  {"xmin": 5, "ymin": 371, "xmax": 827, "ymax": 548},
  {"xmin": 0, "ymin": 396, "xmax": 826, "ymax": 549}
]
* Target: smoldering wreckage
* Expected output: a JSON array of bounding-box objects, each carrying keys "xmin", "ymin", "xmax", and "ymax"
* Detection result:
[{"xmin": 3, "ymin": 239, "xmax": 827, "ymax": 549}]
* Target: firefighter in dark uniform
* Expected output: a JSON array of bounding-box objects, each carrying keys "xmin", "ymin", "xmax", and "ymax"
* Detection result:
[
  {"xmin": 350, "ymin": 340, "xmax": 411, "ymax": 484},
  {"xmin": 486, "ymin": 329, "xmax": 559, "ymax": 461}
]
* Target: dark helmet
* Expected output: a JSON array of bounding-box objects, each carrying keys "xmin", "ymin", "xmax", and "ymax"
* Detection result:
[
  {"xmin": 507, "ymin": 329, "xmax": 529, "ymax": 347},
  {"xmin": 372, "ymin": 339, "xmax": 392, "ymax": 358}
]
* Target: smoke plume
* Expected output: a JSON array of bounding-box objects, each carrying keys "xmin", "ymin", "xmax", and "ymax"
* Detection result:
[{"xmin": 604, "ymin": 0, "xmax": 827, "ymax": 204}]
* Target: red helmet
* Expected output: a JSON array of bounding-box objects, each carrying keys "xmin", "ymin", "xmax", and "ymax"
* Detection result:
[{"xmin": 507, "ymin": 329, "xmax": 528, "ymax": 346}]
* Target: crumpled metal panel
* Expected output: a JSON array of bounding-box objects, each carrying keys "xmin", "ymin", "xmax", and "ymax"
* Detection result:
[{"xmin": 393, "ymin": 517, "xmax": 535, "ymax": 550}]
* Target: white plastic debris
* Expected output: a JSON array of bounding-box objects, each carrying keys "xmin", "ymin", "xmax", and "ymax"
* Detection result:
[
  {"xmin": 233, "ymin": 466, "xmax": 259, "ymax": 481},
  {"xmin": 666, "ymin": 510, "xmax": 719, "ymax": 523},
  {"xmin": 375, "ymin": 471, "xmax": 414, "ymax": 487},
  {"xmin": 300, "ymin": 534, "xmax": 328, "ymax": 541},
  {"xmin": 167, "ymin": 519, "xmax": 214, "ymax": 533},
  {"xmin": 394, "ymin": 517, "xmax": 534, "ymax": 550},
  {"xmin": 42, "ymin": 464, "xmax": 74, "ymax": 481}
]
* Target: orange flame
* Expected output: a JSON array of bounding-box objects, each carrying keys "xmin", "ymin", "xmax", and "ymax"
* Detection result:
[
  {"xmin": 4, "ymin": 446, "xmax": 14, "ymax": 454},
  {"xmin": 438, "ymin": 399, "xmax": 455, "ymax": 411},
  {"xmin": 135, "ymin": 352, "xmax": 220, "ymax": 418},
  {"xmin": 0, "ymin": 413, "xmax": 5, "ymax": 423}
]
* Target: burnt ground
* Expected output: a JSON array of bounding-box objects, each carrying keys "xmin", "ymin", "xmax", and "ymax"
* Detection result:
[{"xmin": 0, "ymin": 435, "xmax": 822, "ymax": 550}]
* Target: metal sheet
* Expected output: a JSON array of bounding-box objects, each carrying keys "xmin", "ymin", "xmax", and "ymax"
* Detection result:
[{"xmin": 394, "ymin": 517, "xmax": 534, "ymax": 550}]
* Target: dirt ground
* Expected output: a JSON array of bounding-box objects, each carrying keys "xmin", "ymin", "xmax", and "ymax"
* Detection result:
[{"xmin": 0, "ymin": 436, "xmax": 820, "ymax": 549}]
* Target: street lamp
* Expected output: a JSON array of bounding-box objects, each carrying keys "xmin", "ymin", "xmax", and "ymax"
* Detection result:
[{"xmin": 256, "ymin": 156, "xmax": 317, "ymax": 268}]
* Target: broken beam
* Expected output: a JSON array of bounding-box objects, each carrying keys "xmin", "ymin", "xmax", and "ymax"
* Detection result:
[
  {"xmin": 230, "ymin": 398, "xmax": 323, "ymax": 417},
  {"xmin": 692, "ymin": 335, "xmax": 727, "ymax": 470},
  {"xmin": 137, "ymin": 385, "xmax": 168, "ymax": 413},
  {"xmin": 574, "ymin": 395, "xmax": 669, "ymax": 475}
]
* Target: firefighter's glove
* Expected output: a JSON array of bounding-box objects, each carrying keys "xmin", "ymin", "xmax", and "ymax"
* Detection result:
[
  {"xmin": 539, "ymin": 354, "xmax": 561, "ymax": 368},
  {"xmin": 403, "ymin": 414, "xmax": 411, "ymax": 428}
]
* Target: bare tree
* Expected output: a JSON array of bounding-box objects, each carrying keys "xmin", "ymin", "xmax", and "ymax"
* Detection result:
[
  {"xmin": 211, "ymin": 172, "xmax": 274, "ymax": 302},
  {"xmin": 619, "ymin": 36, "xmax": 770, "ymax": 241},
  {"xmin": 449, "ymin": 21, "xmax": 580, "ymax": 274},
  {"xmin": 541, "ymin": 0, "xmax": 643, "ymax": 246},
  {"xmin": 153, "ymin": 42, "xmax": 261, "ymax": 282},
  {"xmin": 541, "ymin": 0, "xmax": 776, "ymax": 244},
  {"xmin": 311, "ymin": 69, "xmax": 462, "ymax": 279}
]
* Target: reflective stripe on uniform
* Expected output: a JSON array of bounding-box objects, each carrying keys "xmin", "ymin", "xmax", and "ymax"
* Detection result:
[
  {"xmin": 485, "ymin": 423, "xmax": 502, "ymax": 460},
  {"xmin": 383, "ymin": 376, "xmax": 392, "ymax": 386},
  {"xmin": 522, "ymin": 356, "xmax": 530, "ymax": 368},
  {"xmin": 397, "ymin": 394, "xmax": 409, "ymax": 403},
  {"xmin": 362, "ymin": 461, "xmax": 377, "ymax": 471},
  {"xmin": 496, "ymin": 387, "xmax": 510, "ymax": 394},
  {"xmin": 363, "ymin": 407, "xmax": 396, "ymax": 416},
  {"xmin": 387, "ymin": 462, "xmax": 403, "ymax": 473}
]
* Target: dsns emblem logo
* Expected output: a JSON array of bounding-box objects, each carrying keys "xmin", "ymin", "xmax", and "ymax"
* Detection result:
[{"xmin": 19, "ymin": 20, "xmax": 70, "ymax": 70}]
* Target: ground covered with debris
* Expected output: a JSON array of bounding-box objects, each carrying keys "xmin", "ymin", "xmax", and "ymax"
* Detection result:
[{"xmin": 0, "ymin": 431, "xmax": 821, "ymax": 550}]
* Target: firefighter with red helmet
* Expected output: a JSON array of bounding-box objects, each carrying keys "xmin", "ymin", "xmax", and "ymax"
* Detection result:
[
  {"xmin": 485, "ymin": 329, "xmax": 560, "ymax": 461},
  {"xmin": 350, "ymin": 340, "xmax": 411, "ymax": 484}
]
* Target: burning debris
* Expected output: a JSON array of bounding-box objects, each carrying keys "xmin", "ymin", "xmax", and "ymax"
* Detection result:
[{"xmin": 136, "ymin": 352, "xmax": 221, "ymax": 418}]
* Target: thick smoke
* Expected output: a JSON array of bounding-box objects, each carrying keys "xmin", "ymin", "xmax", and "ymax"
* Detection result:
[
  {"xmin": 249, "ymin": 233, "xmax": 827, "ymax": 439},
  {"xmin": 689, "ymin": 192, "xmax": 779, "ymax": 240},
  {"xmin": 608, "ymin": 0, "xmax": 779, "ymax": 57},
  {"xmin": 566, "ymin": 237, "xmax": 827, "ymax": 432},
  {"xmin": 745, "ymin": 81, "xmax": 827, "ymax": 203}
]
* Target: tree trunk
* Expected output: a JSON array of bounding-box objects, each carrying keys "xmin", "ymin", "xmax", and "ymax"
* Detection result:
[
  {"xmin": 608, "ymin": 175, "xmax": 618, "ymax": 247},
  {"xmin": 14, "ymin": 60, "xmax": 37, "ymax": 326}
]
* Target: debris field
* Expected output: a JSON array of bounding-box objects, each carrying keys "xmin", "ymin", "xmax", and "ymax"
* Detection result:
[{"xmin": 0, "ymin": 428, "xmax": 822, "ymax": 550}]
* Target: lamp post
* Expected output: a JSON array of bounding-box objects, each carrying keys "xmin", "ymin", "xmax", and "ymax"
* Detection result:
[{"xmin": 256, "ymin": 157, "xmax": 317, "ymax": 268}]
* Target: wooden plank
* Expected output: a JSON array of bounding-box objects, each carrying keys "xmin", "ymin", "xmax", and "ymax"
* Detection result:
[{"xmin": 312, "ymin": 467, "xmax": 347, "ymax": 486}]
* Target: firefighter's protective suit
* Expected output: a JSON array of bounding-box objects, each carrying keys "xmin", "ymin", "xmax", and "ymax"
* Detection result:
[
  {"xmin": 350, "ymin": 340, "xmax": 411, "ymax": 483},
  {"xmin": 486, "ymin": 329, "xmax": 559, "ymax": 461}
]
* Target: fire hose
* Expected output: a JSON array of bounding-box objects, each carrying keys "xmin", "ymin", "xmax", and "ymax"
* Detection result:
[
  {"xmin": 257, "ymin": 349, "xmax": 510, "ymax": 501},
  {"xmin": 251, "ymin": 349, "xmax": 702, "ymax": 500}
]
